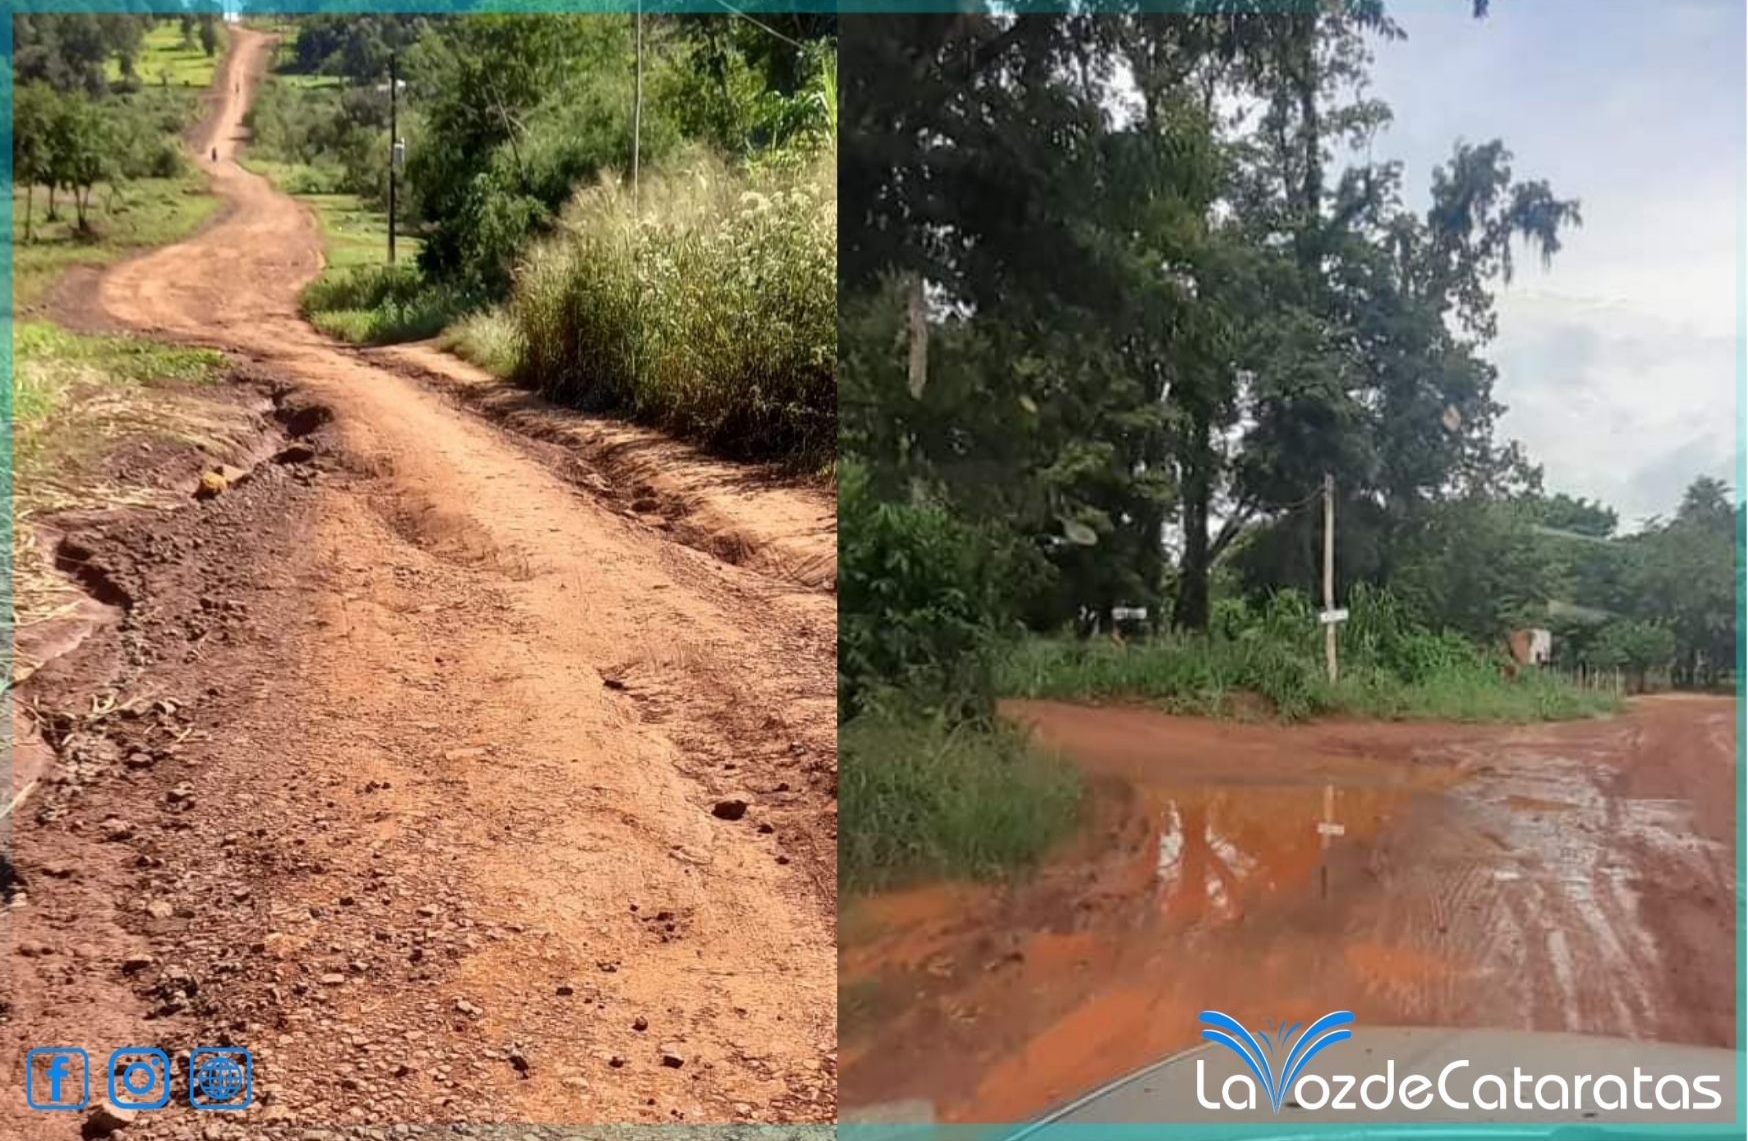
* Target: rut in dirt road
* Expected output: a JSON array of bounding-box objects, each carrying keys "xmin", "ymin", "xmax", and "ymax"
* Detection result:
[{"xmin": 8, "ymin": 27, "xmax": 836, "ymax": 1131}]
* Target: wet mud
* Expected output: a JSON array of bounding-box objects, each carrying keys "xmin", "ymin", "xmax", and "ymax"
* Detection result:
[{"xmin": 839, "ymin": 697, "xmax": 1736, "ymax": 1122}]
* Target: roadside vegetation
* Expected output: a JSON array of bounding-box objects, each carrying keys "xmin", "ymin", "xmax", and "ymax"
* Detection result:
[
  {"xmin": 838, "ymin": 12, "xmax": 1739, "ymax": 892},
  {"xmin": 244, "ymin": 13, "xmax": 837, "ymax": 468},
  {"xmin": 10, "ymin": 14, "xmax": 232, "ymax": 644}
]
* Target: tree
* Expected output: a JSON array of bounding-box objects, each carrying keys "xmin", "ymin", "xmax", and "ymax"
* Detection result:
[
  {"xmin": 199, "ymin": 13, "xmax": 219, "ymax": 59},
  {"xmin": 13, "ymin": 82, "xmax": 59, "ymax": 243},
  {"xmin": 1624, "ymin": 476, "xmax": 1736, "ymax": 686},
  {"xmin": 49, "ymin": 92, "xmax": 118, "ymax": 233}
]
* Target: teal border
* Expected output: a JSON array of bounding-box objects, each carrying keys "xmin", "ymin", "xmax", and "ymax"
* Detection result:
[{"xmin": 4, "ymin": 3, "xmax": 1744, "ymax": 1136}]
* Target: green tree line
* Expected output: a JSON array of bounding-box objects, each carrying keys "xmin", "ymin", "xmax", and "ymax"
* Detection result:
[
  {"xmin": 12, "ymin": 13, "xmax": 216, "ymax": 240},
  {"xmin": 840, "ymin": 8, "xmax": 1736, "ymax": 713}
]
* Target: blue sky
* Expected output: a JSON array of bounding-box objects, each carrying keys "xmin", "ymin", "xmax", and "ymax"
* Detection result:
[{"xmin": 1366, "ymin": 0, "xmax": 1743, "ymax": 529}]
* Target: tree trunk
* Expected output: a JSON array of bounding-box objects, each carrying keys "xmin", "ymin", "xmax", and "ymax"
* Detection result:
[
  {"xmin": 1173, "ymin": 424, "xmax": 1212, "ymax": 632},
  {"xmin": 23, "ymin": 184, "xmax": 34, "ymax": 243},
  {"xmin": 47, "ymin": 184, "xmax": 59, "ymax": 222}
]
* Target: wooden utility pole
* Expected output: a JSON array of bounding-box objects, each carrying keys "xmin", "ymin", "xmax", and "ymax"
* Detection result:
[
  {"xmin": 388, "ymin": 50, "xmax": 398, "ymax": 265},
  {"xmin": 1322, "ymin": 472, "xmax": 1338, "ymax": 683},
  {"xmin": 632, "ymin": 2, "xmax": 643, "ymax": 218}
]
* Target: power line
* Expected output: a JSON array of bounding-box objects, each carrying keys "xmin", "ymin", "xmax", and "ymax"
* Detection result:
[{"xmin": 710, "ymin": 0, "xmax": 810, "ymax": 51}]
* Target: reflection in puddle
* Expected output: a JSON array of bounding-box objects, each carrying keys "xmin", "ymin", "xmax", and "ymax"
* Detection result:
[{"xmin": 1150, "ymin": 783, "xmax": 1407, "ymax": 925}]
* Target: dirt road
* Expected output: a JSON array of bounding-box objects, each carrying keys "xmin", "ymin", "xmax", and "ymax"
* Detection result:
[
  {"xmin": 840, "ymin": 696, "xmax": 1735, "ymax": 1122},
  {"xmin": 5, "ymin": 28, "xmax": 835, "ymax": 1132}
]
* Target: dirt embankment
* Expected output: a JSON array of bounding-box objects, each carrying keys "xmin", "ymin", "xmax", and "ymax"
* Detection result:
[
  {"xmin": 4, "ymin": 26, "xmax": 837, "ymax": 1137},
  {"xmin": 840, "ymin": 698, "xmax": 1737, "ymax": 1123}
]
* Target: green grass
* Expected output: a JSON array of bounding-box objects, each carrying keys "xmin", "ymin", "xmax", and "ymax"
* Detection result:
[
  {"xmin": 443, "ymin": 309, "xmax": 525, "ymax": 378},
  {"xmin": 244, "ymin": 159, "xmax": 443, "ymax": 346},
  {"xmin": 840, "ymin": 711, "xmax": 1084, "ymax": 895},
  {"xmin": 106, "ymin": 22, "xmax": 226, "ymax": 88},
  {"xmin": 13, "ymin": 320, "xmax": 227, "ymax": 468},
  {"xmin": 12, "ymin": 173, "xmax": 219, "ymax": 310},
  {"xmin": 997, "ymin": 636, "xmax": 1622, "ymax": 724}
]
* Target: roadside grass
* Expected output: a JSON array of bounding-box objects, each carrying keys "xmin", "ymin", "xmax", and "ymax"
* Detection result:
[
  {"xmin": 997, "ymin": 635, "xmax": 1622, "ymax": 724},
  {"xmin": 105, "ymin": 21, "xmax": 226, "ymax": 88},
  {"xmin": 245, "ymin": 158, "xmax": 448, "ymax": 346},
  {"xmin": 12, "ymin": 173, "xmax": 219, "ymax": 310},
  {"xmin": 11, "ymin": 321, "xmax": 243, "ymax": 647},
  {"xmin": 13, "ymin": 321, "xmax": 230, "ymax": 475},
  {"xmin": 481, "ymin": 151, "xmax": 836, "ymax": 469},
  {"xmin": 442, "ymin": 309, "xmax": 525, "ymax": 378},
  {"xmin": 840, "ymin": 709, "xmax": 1084, "ymax": 895}
]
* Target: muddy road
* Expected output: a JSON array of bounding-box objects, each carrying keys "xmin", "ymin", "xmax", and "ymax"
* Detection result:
[
  {"xmin": 840, "ymin": 696, "xmax": 1735, "ymax": 1122},
  {"xmin": 5, "ymin": 28, "xmax": 835, "ymax": 1133}
]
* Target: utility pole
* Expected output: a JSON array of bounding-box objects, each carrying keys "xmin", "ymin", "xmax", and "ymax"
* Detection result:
[
  {"xmin": 388, "ymin": 50, "xmax": 398, "ymax": 265},
  {"xmin": 1322, "ymin": 471, "xmax": 1338, "ymax": 683},
  {"xmin": 632, "ymin": 2, "xmax": 643, "ymax": 218}
]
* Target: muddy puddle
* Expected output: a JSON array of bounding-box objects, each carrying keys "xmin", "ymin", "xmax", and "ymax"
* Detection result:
[{"xmin": 840, "ymin": 697, "xmax": 1736, "ymax": 1123}]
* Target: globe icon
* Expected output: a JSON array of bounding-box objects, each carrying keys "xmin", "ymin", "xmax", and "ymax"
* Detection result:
[{"xmin": 192, "ymin": 1052, "xmax": 247, "ymax": 1105}]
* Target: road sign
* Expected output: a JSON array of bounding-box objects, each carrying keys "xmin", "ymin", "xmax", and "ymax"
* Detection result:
[{"xmin": 1318, "ymin": 608, "xmax": 1348, "ymax": 625}]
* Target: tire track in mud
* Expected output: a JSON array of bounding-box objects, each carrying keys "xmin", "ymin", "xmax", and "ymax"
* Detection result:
[{"xmin": 842, "ymin": 699, "xmax": 1735, "ymax": 1122}]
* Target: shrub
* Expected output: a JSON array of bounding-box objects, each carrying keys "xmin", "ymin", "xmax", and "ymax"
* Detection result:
[
  {"xmin": 503, "ymin": 151, "xmax": 835, "ymax": 466},
  {"xmin": 298, "ymin": 263, "xmax": 462, "ymax": 345},
  {"xmin": 838, "ymin": 461, "xmax": 1008, "ymax": 724},
  {"xmin": 840, "ymin": 710, "xmax": 1083, "ymax": 894}
]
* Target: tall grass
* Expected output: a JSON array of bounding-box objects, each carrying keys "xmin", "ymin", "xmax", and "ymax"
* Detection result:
[
  {"xmin": 999, "ymin": 586, "xmax": 1623, "ymax": 724},
  {"xmin": 475, "ymin": 151, "xmax": 836, "ymax": 468},
  {"xmin": 840, "ymin": 710, "xmax": 1083, "ymax": 895}
]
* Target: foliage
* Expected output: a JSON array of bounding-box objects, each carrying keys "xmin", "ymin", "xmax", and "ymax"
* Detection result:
[
  {"xmin": 299, "ymin": 264, "xmax": 461, "ymax": 346},
  {"xmin": 501, "ymin": 153, "xmax": 836, "ymax": 465},
  {"xmin": 245, "ymin": 75, "xmax": 392, "ymax": 204},
  {"xmin": 839, "ymin": 461, "xmax": 1013, "ymax": 725},
  {"xmin": 999, "ymin": 586, "xmax": 1620, "ymax": 724},
  {"xmin": 840, "ymin": 710, "xmax": 1082, "ymax": 894}
]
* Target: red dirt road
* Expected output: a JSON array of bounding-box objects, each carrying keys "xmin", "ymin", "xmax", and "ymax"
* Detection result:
[
  {"xmin": 5, "ymin": 28, "xmax": 835, "ymax": 1132},
  {"xmin": 840, "ymin": 696, "xmax": 1736, "ymax": 1122}
]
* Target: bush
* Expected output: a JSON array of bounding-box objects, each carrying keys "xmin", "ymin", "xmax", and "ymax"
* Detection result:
[
  {"xmin": 838, "ymin": 461, "xmax": 1009, "ymax": 724},
  {"xmin": 504, "ymin": 151, "xmax": 835, "ymax": 466},
  {"xmin": 840, "ymin": 710, "xmax": 1083, "ymax": 894},
  {"xmin": 298, "ymin": 263, "xmax": 462, "ymax": 345},
  {"xmin": 999, "ymin": 585, "xmax": 1621, "ymax": 723}
]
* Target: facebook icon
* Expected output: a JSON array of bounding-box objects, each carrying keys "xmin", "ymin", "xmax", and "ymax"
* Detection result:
[{"xmin": 25, "ymin": 1047, "xmax": 90, "ymax": 1110}]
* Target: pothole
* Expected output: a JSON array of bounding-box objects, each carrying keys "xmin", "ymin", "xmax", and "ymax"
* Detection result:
[
  {"xmin": 53, "ymin": 537, "xmax": 133, "ymax": 611},
  {"xmin": 274, "ymin": 396, "xmax": 333, "ymax": 439}
]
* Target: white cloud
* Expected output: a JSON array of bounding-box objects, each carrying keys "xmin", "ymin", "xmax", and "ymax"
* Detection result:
[{"xmin": 1367, "ymin": 0, "xmax": 1742, "ymax": 526}]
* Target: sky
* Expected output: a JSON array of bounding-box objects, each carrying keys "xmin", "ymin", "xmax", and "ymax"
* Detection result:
[{"xmin": 1365, "ymin": 0, "xmax": 1743, "ymax": 530}]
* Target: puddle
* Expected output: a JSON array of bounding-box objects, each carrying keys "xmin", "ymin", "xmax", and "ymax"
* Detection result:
[
  {"xmin": 1144, "ymin": 782, "xmax": 1407, "ymax": 926},
  {"xmin": 843, "ymin": 699, "xmax": 1736, "ymax": 1122}
]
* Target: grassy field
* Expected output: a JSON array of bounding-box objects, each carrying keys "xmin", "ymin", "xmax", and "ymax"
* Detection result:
[
  {"xmin": 12, "ymin": 174, "xmax": 219, "ymax": 311},
  {"xmin": 105, "ymin": 21, "xmax": 226, "ymax": 88},
  {"xmin": 13, "ymin": 321, "xmax": 228, "ymax": 469}
]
